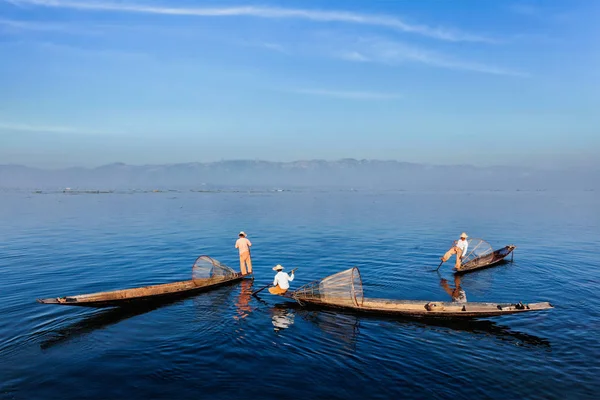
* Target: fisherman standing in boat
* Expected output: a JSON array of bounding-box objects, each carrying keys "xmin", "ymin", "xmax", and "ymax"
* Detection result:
[
  {"xmin": 235, "ymin": 231, "xmax": 253, "ymax": 276},
  {"xmin": 269, "ymin": 265, "xmax": 294, "ymax": 295},
  {"xmin": 440, "ymin": 232, "xmax": 469, "ymax": 270}
]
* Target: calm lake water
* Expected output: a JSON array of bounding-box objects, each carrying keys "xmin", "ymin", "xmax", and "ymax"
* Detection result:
[{"xmin": 1, "ymin": 189, "xmax": 599, "ymax": 399}]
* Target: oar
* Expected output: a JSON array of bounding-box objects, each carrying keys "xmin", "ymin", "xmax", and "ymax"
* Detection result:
[
  {"xmin": 434, "ymin": 259, "xmax": 444, "ymax": 271},
  {"xmin": 251, "ymin": 285, "xmax": 270, "ymax": 297}
]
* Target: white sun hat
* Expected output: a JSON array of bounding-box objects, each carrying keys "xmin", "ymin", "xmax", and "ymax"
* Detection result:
[
  {"xmin": 460, "ymin": 232, "xmax": 468, "ymax": 238},
  {"xmin": 239, "ymin": 231, "xmax": 247, "ymax": 237},
  {"xmin": 272, "ymin": 265, "xmax": 284, "ymax": 271}
]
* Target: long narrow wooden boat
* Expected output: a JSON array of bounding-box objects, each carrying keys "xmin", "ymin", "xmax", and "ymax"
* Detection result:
[
  {"xmin": 285, "ymin": 267, "xmax": 553, "ymax": 319},
  {"xmin": 37, "ymin": 255, "xmax": 247, "ymax": 308}
]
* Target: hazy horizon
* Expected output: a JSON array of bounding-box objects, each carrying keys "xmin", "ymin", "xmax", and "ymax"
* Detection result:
[
  {"xmin": 2, "ymin": 159, "xmax": 597, "ymax": 190},
  {"xmin": 2, "ymin": 157, "xmax": 599, "ymax": 171}
]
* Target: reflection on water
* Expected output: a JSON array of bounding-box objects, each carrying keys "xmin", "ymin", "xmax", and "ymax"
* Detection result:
[
  {"xmin": 265, "ymin": 298, "xmax": 550, "ymax": 349},
  {"xmin": 40, "ymin": 284, "xmax": 242, "ymax": 350},
  {"xmin": 40, "ymin": 304, "xmax": 166, "ymax": 350},
  {"xmin": 270, "ymin": 307, "xmax": 295, "ymax": 332},
  {"xmin": 3, "ymin": 189, "xmax": 593, "ymax": 399},
  {"xmin": 234, "ymin": 280, "xmax": 254, "ymax": 321},
  {"xmin": 300, "ymin": 309, "xmax": 360, "ymax": 351},
  {"xmin": 440, "ymin": 275, "xmax": 467, "ymax": 302}
]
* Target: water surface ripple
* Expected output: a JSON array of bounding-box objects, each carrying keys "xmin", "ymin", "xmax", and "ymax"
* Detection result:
[{"xmin": 1, "ymin": 190, "xmax": 599, "ymax": 399}]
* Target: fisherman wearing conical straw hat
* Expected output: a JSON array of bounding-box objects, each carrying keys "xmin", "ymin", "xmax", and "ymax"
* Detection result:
[
  {"xmin": 440, "ymin": 232, "xmax": 469, "ymax": 270},
  {"xmin": 235, "ymin": 231, "xmax": 253, "ymax": 276},
  {"xmin": 268, "ymin": 265, "xmax": 295, "ymax": 295}
]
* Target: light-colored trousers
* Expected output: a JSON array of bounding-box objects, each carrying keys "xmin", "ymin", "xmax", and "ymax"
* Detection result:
[
  {"xmin": 442, "ymin": 247, "xmax": 463, "ymax": 268},
  {"xmin": 239, "ymin": 251, "xmax": 252, "ymax": 275},
  {"xmin": 268, "ymin": 285, "xmax": 287, "ymax": 295}
]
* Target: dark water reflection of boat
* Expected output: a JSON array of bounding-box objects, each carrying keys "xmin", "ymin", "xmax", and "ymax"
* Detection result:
[
  {"xmin": 40, "ymin": 285, "xmax": 241, "ymax": 350},
  {"xmin": 267, "ymin": 301, "xmax": 550, "ymax": 349},
  {"xmin": 40, "ymin": 305, "xmax": 166, "ymax": 350}
]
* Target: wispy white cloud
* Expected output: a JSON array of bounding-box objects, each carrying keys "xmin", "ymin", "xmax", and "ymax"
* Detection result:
[
  {"xmin": 0, "ymin": 122, "xmax": 122, "ymax": 135},
  {"xmin": 292, "ymin": 88, "xmax": 402, "ymax": 100},
  {"xmin": 0, "ymin": 18, "xmax": 101, "ymax": 34},
  {"xmin": 259, "ymin": 42, "xmax": 288, "ymax": 54},
  {"xmin": 337, "ymin": 51, "xmax": 370, "ymax": 62},
  {"xmin": 508, "ymin": 3, "xmax": 578, "ymax": 23},
  {"xmin": 333, "ymin": 36, "xmax": 527, "ymax": 77},
  {"xmin": 7, "ymin": 0, "xmax": 499, "ymax": 43}
]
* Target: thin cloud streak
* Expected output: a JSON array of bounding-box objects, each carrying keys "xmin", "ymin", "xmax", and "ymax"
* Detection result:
[
  {"xmin": 8, "ymin": 0, "xmax": 499, "ymax": 43},
  {"xmin": 334, "ymin": 37, "xmax": 528, "ymax": 77},
  {"xmin": 0, "ymin": 122, "xmax": 122, "ymax": 135},
  {"xmin": 0, "ymin": 18, "xmax": 101, "ymax": 34},
  {"xmin": 292, "ymin": 89, "xmax": 402, "ymax": 100}
]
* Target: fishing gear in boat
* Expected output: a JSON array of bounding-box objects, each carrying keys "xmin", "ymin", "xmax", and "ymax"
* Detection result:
[
  {"xmin": 287, "ymin": 267, "xmax": 552, "ymax": 319},
  {"xmin": 436, "ymin": 238, "xmax": 516, "ymax": 274}
]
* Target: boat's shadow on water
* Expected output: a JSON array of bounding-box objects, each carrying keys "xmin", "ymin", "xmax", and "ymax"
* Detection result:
[
  {"xmin": 264, "ymin": 299, "xmax": 551, "ymax": 349},
  {"xmin": 39, "ymin": 302, "xmax": 175, "ymax": 350}
]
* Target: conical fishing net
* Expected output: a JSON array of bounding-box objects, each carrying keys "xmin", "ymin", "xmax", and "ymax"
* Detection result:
[
  {"xmin": 192, "ymin": 255, "xmax": 237, "ymax": 281},
  {"xmin": 293, "ymin": 267, "xmax": 364, "ymax": 307},
  {"xmin": 461, "ymin": 238, "xmax": 494, "ymax": 269}
]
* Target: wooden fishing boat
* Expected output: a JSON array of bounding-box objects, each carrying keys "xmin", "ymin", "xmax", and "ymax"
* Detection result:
[
  {"xmin": 450, "ymin": 238, "xmax": 516, "ymax": 274},
  {"xmin": 37, "ymin": 256, "xmax": 247, "ymax": 308},
  {"xmin": 456, "ymin": 244, "xmax": 516, "ymax": 274},
  {"xmin": 285, "ymin": 267, "xmax": 553, "ymax": 319}
]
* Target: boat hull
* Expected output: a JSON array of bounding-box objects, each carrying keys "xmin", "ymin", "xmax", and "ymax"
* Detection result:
[
  {"xmin": 37, "ymin": 274, "xmax": 248, "ymax": 308},
  {"xmin": 286, "ymin": 296, "xmax": 552, "ymax": 319}
]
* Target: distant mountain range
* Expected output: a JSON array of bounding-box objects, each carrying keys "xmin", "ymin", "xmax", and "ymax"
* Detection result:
[{"xmin": 0, "ymin": 160, "xmax": 597, "ymax": 190}]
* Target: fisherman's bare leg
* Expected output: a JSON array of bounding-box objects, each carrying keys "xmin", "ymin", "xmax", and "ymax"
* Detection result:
[{"xmin": 442, "ymin": 247, "xmax": 458, "ymax": 262}]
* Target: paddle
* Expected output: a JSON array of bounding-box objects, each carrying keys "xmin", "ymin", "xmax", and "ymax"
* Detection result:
[
  {"xmin": 251, "ymin": 284, "xmax": 271, "ymax": 297},
  {"xmin": 251, "ymin": 268, "xmax": 298, "ymax": 297},
  {"xmin": 434, "ymin": 259, "xmax": 444, "ymax": 271}
]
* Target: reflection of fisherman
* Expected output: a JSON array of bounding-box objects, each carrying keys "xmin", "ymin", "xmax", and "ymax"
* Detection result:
[
  {"xmin": 271, "ymin": 309, "xmax": 295, "ymax": 332},
  {"xmin": 268, "ymin": 265, "xmax": 295, "ymax": 295},
  {"xmin": 441, "ymin": 276, "xmax": 467, "ymax": 303},
  {"xmin": 441, "ymin": 232, "xmax": 469, "ymax": 270},
  {"xmin": 234, "ymin": 279, "xmax": 253, "ymax": 320}
]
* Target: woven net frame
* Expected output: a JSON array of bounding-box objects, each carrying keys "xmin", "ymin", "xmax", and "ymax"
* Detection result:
[
  {"xmin": 461, "ymin": 238, "xmax": 494, "ymax": 268},
  {"xmin": 192, "ymin": 255, "xmax": 237, "ymax": 282},
  {"xmin": 293, "ymin": 267, "xmax": 364, "ymax": 307}
]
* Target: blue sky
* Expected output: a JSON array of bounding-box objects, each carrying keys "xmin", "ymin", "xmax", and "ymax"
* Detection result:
[{"xmin": 0, "ymin": 0, "xmax": 598, "ymax": 168}]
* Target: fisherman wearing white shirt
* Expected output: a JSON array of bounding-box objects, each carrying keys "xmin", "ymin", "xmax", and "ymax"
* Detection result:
[
  {"xmin": 268, "ymin": 265, "xmax": 295, "ymax": 295},
  {"xmin": 441, "ymin": 232, "xmax": 469, "ymax": 270}
]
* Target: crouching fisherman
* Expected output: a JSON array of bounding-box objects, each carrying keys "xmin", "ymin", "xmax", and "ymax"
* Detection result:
[
  {"xmin": 440, "ymin": 232, "xmax": 469, "ymax": 270},
  {"xmin": 268, "ymin": 265, "xmax": 295, "ymax": 295}
]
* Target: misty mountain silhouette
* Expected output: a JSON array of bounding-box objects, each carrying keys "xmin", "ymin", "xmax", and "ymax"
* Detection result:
[{"xmin": 0, "ymin": 159, "xmax": 597, "ymax": 190}]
